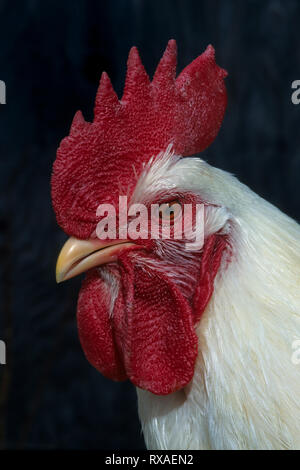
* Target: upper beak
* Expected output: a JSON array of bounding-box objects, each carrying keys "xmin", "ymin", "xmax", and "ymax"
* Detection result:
[{"xmin": 56, "ymin": 237, "xmax": 135, "ymax": 283}]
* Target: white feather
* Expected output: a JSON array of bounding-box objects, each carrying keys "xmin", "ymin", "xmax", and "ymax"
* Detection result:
[{"xmin": 135, "ymin": 151, "xmax": 300, "ymax": 450}]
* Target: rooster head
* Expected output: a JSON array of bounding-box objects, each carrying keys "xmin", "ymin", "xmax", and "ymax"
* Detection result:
[{"xmin": 51, "ymin": 40, "xmax": 228, "ymax": 395}]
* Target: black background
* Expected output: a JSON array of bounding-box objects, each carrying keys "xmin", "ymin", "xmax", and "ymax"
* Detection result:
[{"xmin": 0, "ymin": 0, "xmax": 299, "ymax": 450}]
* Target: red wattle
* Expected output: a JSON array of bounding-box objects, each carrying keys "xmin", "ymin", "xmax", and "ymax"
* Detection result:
[
  {"xmin": 113, "ymin": 254, "xmax": 198, "ymax": 395},
  {"xmin": 76, "ymin": 234, "xmax": 226, "ymax": 395},
  {"xmin": 77, "ymin": 270, "xmax": 127, "ymax": 381}
]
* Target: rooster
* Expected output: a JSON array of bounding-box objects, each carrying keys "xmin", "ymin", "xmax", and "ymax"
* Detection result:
[{"xmin": 51, "ymin": 40, "xmax": 300, "ymax": 450}]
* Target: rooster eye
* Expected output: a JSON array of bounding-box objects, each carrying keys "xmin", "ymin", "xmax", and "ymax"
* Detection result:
[{"xmin": 158, "ymin": 200, "xmax": 182, "ymax": 224}]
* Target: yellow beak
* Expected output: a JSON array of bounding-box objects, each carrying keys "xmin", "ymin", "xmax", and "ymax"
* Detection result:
[{"xmin": 56, "ymin": 237, "xmax": 135, "ymax": 283}]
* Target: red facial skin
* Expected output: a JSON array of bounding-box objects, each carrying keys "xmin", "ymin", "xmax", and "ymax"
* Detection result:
[{"xmin": 76, "ymin": 195, "xmax": 227, "ymax": 395}]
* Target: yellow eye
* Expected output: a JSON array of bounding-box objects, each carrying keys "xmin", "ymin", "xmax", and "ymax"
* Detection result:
[{"xmin": 159, "ymin": 200, "xmax": 182, "ymax": 224}]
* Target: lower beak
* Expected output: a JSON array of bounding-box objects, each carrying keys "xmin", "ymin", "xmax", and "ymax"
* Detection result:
[{"xmin": 56, "ymin": 237, "xmax": 135, "ymax": 283}]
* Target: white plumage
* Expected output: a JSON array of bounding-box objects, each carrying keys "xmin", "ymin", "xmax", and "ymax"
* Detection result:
[{"xmin": 135, "ymin": 150, "xmax": 300, "ymax": 450}]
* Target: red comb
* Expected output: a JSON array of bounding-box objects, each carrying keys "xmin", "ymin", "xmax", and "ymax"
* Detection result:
[{"xmin": 51, "ymin": 40, "xmax": 227, "ymax": 239}]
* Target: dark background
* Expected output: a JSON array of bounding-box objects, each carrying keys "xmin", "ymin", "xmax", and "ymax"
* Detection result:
[{"xmin": 0, "ymin": 0, "xmax": 299, "ymax": 450}]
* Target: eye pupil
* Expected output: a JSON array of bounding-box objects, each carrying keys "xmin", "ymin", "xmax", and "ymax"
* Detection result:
[{"xmin": 158, "ymin": 200, "xmax": 181, "ymax": 222}]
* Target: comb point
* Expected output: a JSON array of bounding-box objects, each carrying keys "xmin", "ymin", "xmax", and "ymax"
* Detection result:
[
  {"xmin": 152, "ymin": 39, "xmax": 177, "ymax": 85},
  {"xmin": 203, "ymin": 45, "xmax": 228, "ymax": 79},
  {"xmin": 205, "ymin": 44, "xmax": 215, "ymax": 58},
  {"xmin": 94, "ymin": 71, "xmax": 119, "ymax": 121},
  {"xmin": 122, "ymin": 46, "xmax": 150, "ymax": 102},
  {"xmin": 70, "ymin": 110, "xmax": 87, "ymax": 136}
]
